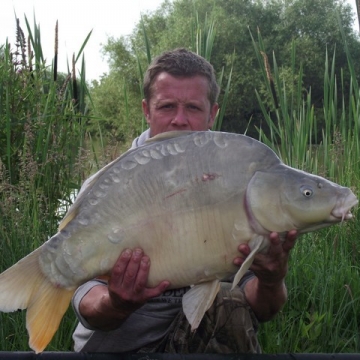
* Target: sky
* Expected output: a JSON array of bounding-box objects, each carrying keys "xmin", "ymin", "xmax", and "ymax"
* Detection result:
[
  {"xmin": 0, "ymin": 0, "xmax": 359, "ymax": 82},
  {"xmin": 0, "ymin": 0, "xmax": 165, "ymax": 81}
]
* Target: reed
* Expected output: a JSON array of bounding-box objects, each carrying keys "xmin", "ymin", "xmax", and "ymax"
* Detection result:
[
  {"xmin": 1, "ymin": 8, "xmax": 359, "ymax": 353},
  {"xmin": 252, "ymin": 27, "xmax": 360, "ymax": 353},
  {"xmin": 0, "ymin": 15, "xmax": 93, "ymax": 350}
]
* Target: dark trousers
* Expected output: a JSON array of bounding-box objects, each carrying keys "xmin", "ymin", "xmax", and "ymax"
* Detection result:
[{"xmin": 136, "ymin": 282, "xmax": 261, "ymax": 354}]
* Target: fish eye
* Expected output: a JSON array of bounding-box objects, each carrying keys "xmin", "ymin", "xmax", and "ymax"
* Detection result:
[{"xmin": 300, "ymin": 186, "xmax": 313, "ymax": 198}]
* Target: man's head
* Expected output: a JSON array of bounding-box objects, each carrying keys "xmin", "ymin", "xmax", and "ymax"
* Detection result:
[
  {"xmin": 143, "ymin": 48, "xmax": 220, "ymax": 107},
  {"xmin": 142, "ymin": 48, "xmax": 220, "ymax": 137}
]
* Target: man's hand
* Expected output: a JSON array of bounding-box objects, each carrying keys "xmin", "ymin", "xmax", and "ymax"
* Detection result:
[
  {"xmin": 108, "ymin": 248, "xmax": 170, "ymax": 310},
  {"xmin": 79, "ymin": 248, "xmax": 170, "ymax": 330},
  {"xmin": 234, "ymin": 230, "xmax": 297, "ymax": 284},
  {"xmin": 233, "ymin": 231, "xmax": 298, "ymax": 322}
]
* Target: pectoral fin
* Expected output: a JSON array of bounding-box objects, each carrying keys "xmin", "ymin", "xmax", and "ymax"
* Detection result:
[
  {"xmin": 231, "ymin": 235, "xmax": 266, "ymax": 290},
  {"xmin": 182, "ymin": 279, "xmax": 220, "ymax": 331}
]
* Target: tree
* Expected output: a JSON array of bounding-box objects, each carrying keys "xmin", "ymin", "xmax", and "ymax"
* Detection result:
[{"xmin": 90, "ymin": 0, "xmax": 360, "ymax": 140}]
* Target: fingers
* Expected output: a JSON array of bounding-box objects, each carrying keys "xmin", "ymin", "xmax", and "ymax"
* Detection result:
[
  {"xmin": 143, "ymin": 280, "xmax": 170, "ymax": 299},
  {"xmin": 233, "ymin": 244, "xmax": 249, "ymax": 266},
  {"xmin": 133, "ymin": 255, "xmax": 170, "ymax": 297},
  {"xmin": 283, "ymin": 230, "xmax": 297, "ymax": 252},
  {"xmin": 268, "ymin": 230, "xmax": 298, "ymax": 253},
  {"xmin": 233, "ymin": 230, "xmax": 298, "ymax": 282},
  {"xmin": 108, "ymin": 248, "xmax": 170, "ymax": 308},
  {"xmin": 110, "ymin": 248, "xmax": 147, "ymax": 290}
]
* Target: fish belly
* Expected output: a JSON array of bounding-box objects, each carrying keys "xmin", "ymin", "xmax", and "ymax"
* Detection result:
[{"xmin": 40, "ymin": 179, "xmax": 251, "ymax": 290}]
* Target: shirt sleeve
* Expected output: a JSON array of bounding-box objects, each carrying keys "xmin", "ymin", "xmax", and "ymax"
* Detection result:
[
  {"xmin": 237, "ymin": 270, "xmax": 255, "ymax": 289},
  {"xmin": 71, "ymin": 279, "xmax": 107, "ymax": 330}
]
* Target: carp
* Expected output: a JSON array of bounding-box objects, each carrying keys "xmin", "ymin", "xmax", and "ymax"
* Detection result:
[{"xmin": 0, "ymin": 131, "xmax": 357, "ymax": 352}]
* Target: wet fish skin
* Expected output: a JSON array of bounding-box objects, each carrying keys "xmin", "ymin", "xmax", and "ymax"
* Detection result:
[{"xmin": 0, "ymin": 131, "xmax": 356, "ymax": 353}]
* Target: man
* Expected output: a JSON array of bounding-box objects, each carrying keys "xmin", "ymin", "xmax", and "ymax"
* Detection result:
[{"xmin": 72, "ymin": 48, "xmax": 297, "ymax": 353}]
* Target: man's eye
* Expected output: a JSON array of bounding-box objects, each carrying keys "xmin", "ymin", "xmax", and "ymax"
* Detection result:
[{"xmin": 188, "ymin": 105, "xmax": 200, "ymax": 110}]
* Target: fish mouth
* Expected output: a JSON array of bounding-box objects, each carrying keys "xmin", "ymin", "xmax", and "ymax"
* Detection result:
[
  {"xmin": 306, "ymin": 195, "xmax": 358, "ymax": 234},
  {"xmin": 330, "ymin": 196, "xmax": 358, "ymax": 222}
]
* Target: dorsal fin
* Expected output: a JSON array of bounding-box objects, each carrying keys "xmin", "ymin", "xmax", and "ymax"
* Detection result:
[
  {"xmin": 145, "ymin": 131, "xmax": 194, "ymax": 144},
  {"xmin": 59, "ymin": 131, "xmax": 195, "ymax": 230},
  {"xmin": 58, "ymin": 147, "xmax": 137, "ymax": 231}
]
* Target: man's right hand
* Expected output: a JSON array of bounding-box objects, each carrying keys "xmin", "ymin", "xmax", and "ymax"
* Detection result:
[
  {"xmin": 108, "ymin": 248, "xmax": 170, "ymax": 308},
  {"xmin": 79, "ymin": 248, "xmax": 170, "ymax": 331}
]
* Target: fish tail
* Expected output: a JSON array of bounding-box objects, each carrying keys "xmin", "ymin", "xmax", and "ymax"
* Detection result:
[{"xmin": 0, "ymin": 248, "xmax": 74, "ymax": 353}]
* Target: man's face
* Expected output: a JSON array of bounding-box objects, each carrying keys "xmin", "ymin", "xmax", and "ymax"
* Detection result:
[{"xmin": 142, "ymin": 72, "xmax": 219, "ymax": 137}]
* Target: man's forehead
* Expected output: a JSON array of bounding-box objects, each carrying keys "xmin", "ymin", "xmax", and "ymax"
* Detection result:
[{"xmin": 150, "ymin": 72, "xmax": 210, "ymax": 97}]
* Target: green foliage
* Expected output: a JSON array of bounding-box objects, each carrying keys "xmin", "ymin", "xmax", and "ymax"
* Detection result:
[
  {"xmin": 89, "ymin": 1, "xmax": 233, "ymax": 142},
  {"xmin": 0, "ymin": 15, "xmax": 93, "ymax": 350},
  {"xmin": 1, "ymin": 2, "xmax": 360, "ymax": 354},
  {"xmin": 93, "ymin": 0, "xmax": 360, "ymax": 140},
  {"xmin": 259, "ymin": 226, "xmax": 360, "ymax": 353},
  {"xmin": 89, "ymin": 74, "xmax": 141, "ymax": 143},
  {"xmin": 254, "ymin": 21, "xmax": 360, "ymax": 353}
]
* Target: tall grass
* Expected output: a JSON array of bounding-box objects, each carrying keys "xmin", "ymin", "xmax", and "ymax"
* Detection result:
[
  {"xmin": 252, "ymin": 27, "xmax": 360, "ymax": 353},
  {"xmin": 0, "ymin": 15, "xmax": 93, "ymax": 350},
  {"xmin": 1, "ymin": 8, "xmax": 360, "ymax": 354}
]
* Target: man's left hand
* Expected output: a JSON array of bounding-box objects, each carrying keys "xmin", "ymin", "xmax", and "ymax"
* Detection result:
[{"xmin": 234, "ymin": 230, "xmax": 297, "ymax": 284}]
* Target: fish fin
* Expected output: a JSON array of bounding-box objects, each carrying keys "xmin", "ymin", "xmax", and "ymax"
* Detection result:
[
  {"xmin": 58, "ymin": 207, "xmax": 79, "ymax": 231},
  {"xmin": 231, "ymin": 235, "xmax": 266, "ymax": 290},
  {"xmin": 145, "ymin": 130, "xmax": 194, "ymax": 143},
  {"xmin": 0, "ymin": 249, "xmax": 74, "ymax": 353},
  {"xmin": 59, "ymin": 131, "xmax": 194, "ymax": 230},
  {"xmin": 27, "ymin": 283, "xmax": 74, "ymax": 353},
  {"xmin": 59, "ymin": 150, "xmax": 132, "ymax": 230},
  {"xmin": 182, "ymin": 279, "xmax": 220, "ymax": 331}
]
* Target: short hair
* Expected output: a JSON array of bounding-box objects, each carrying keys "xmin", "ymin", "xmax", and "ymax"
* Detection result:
[{"xmin": 143, "ymin": 48, "xmax": 220, "ymax": 106}]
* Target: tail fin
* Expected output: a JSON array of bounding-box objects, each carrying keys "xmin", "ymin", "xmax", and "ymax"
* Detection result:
[{"xmin": 0, "ymin": 248, "xmax": 74, "ymax": 353}]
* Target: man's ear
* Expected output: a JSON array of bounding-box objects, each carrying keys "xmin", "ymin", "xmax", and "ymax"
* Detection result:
[
  {"xmin": 208, "ymin": 103, "xmax": 219, "ymax": 128},
  {"xmin": 142, "ymin": 99, "xmax": 150, "ymax": 122}
]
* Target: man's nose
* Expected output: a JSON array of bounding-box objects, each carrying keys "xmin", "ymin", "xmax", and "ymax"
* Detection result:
[{"xmin": 172, "ymin": 107, "xmax": 188, "ymax": 126}]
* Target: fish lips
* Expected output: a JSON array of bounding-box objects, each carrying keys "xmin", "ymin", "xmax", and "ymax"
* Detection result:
[{"xmin": 330, "ymin": 193, "xmax": 358, "ymax": 222}]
